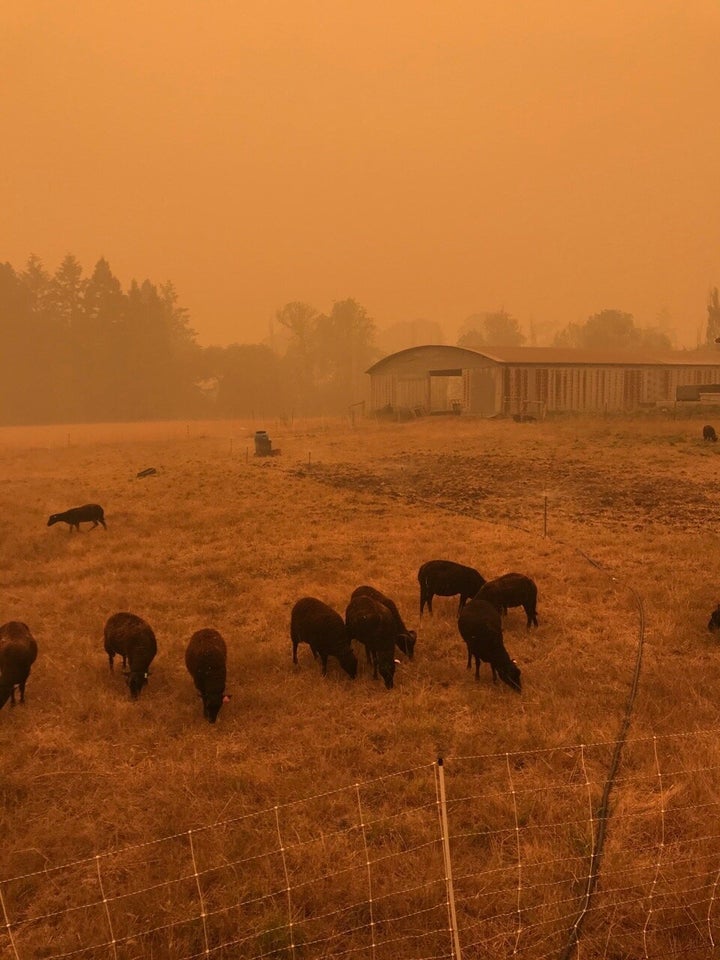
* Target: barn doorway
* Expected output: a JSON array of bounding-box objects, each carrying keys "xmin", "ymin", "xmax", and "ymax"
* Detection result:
[{"xmin": 429, "ymin": 369, "xmax": 464, "ymax": 413}]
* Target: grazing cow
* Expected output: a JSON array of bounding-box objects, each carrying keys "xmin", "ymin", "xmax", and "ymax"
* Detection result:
[
  {"xmin": 47, "ymin": 503, "xmax": 107, "ymax": 531},
  {"xmin": 0, "ymin": 621, "xmax": 38, "ymax": 709},
  {"xmin": 103, "ymin": 612, "xmax": 157, "ymax": 699},
  {"xmin": 418, "ymin": 560, "xmax": 486, "ymax": 616},
  {"xmin": 291, "ymin": 598, "xmax": 358, "ymax": 679},
  {"xmin": 457, "ymin": 596, "xmax": 521, "ymax": 693},
  {"xmin": 477, "ymin": 573, "xmax": 539, "ymax": 628},
  {"xmin": 708, "ymin": 605, "xmax": 720, "ymax": 632},
  {"xmin": 185, "ymin": 629, "xmax": 230, "ymax": 723},
  {"xmin": 345, "ymin": 594, "xmax": 397, "ymax": 689},
  {"xmin": 703, "ymin": 425, "xmax": 718, "ymax": 442},
  {"xmin": 350, "ymin": 585, "xmax": 416, "ymax": 658}
]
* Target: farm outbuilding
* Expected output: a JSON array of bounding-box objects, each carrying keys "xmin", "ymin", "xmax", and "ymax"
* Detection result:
[{"xmin": 366, "ymin": 345, "xmax": 720, "ymax": 417}]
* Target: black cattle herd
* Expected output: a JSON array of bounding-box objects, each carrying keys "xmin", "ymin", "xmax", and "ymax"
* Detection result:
[{"xmin": 1, "ymin": 489, "xmax": 716, "ymax": 722}]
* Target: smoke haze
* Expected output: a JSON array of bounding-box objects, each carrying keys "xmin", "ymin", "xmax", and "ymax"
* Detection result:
[{"xmin": 5, "ymin": 1, "xmax": 719, "ymax": 346}]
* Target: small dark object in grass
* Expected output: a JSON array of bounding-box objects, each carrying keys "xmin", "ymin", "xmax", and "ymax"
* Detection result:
[
  {"xmin": 136, "ymin": 467, "xmax": 158, "ymax": 478},
  {"xmin": 703, "ymin": 425, "xmax": 717, "ymax": 442}
]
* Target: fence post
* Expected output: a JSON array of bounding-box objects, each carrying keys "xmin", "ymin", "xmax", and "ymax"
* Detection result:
[{"xmin": 436, "ymin": 757, "xmax": 462, "ymax": 960}]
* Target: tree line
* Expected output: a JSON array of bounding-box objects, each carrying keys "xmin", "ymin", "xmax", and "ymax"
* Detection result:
[
  {"xmin": 1, "ymin": 254, "xmax": 717, "ymax": 425},
  {"xmin": 0, "ymin": 256, "xmax": 379, "ymax": 425}
]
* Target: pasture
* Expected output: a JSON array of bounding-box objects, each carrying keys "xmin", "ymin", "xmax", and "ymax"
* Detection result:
[{"xmin": 1, "ymin": 412, "xmax": 720, "ymax": 959}]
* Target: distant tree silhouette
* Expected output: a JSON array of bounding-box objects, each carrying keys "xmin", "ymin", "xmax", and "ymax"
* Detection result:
[
  {"xmin": 274, "ymin": 301, "xmax": 319, "ymax": 411},
  {"xmin": 457, "ymin": 310, "xmax": 525, "ymax": 348},
  {"xmin": 0, "ymin": 254, "xmax": 203, "ymax": 424},
  {"xmin": 376, "ymin": 318, "xmax": 445, "ymax": 354},
  {"xmin": 553, "ymin": 309, "xmax": 672, "ymax": 351},
  {"xmin": 313, "ymin": 298, "xmax": 378, "ymax": 409},
  {"xmin": 216, "ymin": 343, "xmax": 289, "ymax": 416}
]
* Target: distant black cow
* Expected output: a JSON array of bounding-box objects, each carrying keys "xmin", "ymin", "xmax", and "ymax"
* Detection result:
[
  {"xmin": 457, "ymin": 596, "xmax": 521, "ymax": 693},
  {"xmin": 418, "ymin": 560, "xmax": 486, "ymax": 616},
  {"xmin": 291, "ymin": 598, "xmax": 358, "ymax": 679},
  {"xmin": 477, "ymin": 573, "xmax": 539, "ymax": 629},
  {"xmin": 703, "ymin": 425, "xmax": 718, "ymax": 442},
  {"xmin": 48, "ymin": 504, "xmax": 107, "ymax": 531}
]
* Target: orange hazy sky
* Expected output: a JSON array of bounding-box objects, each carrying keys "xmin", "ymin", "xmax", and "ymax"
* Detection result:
[{"xmin": 5, "ymin": 1, "xmax": 719, "ymax": 346}]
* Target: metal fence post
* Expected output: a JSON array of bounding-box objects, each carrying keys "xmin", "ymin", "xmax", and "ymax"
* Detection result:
[{"xmin": 437, "ymin": 757, "xmax": 462, "ymax": 960}]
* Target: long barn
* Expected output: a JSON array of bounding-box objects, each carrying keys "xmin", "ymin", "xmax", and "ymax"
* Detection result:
[{"xmin": 366, "ymin": 345, "xmax": 720, "ymax": 417}]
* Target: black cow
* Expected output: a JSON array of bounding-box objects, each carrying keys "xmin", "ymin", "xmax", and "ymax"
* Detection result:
[
  {"xmin": 0, "ymin": 621, "xmax": 39, "ymax": 709},
  {"xmin": 457, "ymin": 596, "xmax": 521, "ymax": 693},
  {"xmin": 185, "ymin": 628, "xmax": 230, "ymax": 723},
  {"xmin": 418, "ymin": 560, "xmax": 486, "ymax": 616},
  {"xmin": 291, "ymin": 598, "xmax": 358, "ymax": 679},
  {"xmin": 350, "ymin": 585, "xmax": 416, "ymax": 658},
  {"xmin": 103, "ymin": 612, "xmax": 157, "ymax": 699},
  {"xmin": 345, "ymin": 594, "xmax": 397, "ymax": 689},
  {"xmin": 477, "ymin": 573, "xmax": 539, "ymax": 629},
  {"xmin": 48, "ymin": 504, "xmax": 107, "ymax": 531}
]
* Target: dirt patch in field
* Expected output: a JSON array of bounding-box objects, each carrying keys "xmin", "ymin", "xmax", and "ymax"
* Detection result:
[{"xmin": 291, "ymin": 450, "xmax": 716, "ymax": 533}]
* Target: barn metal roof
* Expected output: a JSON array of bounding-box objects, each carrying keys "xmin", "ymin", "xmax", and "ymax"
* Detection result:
[{"xmin": 367, "ymin": 344, "xmax": 720, "ymax": 374}]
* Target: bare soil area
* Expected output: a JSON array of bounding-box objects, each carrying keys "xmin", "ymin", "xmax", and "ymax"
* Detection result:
[{"xmin": 292, "ymin": 431, "xmax": 720, "ymax": 534}]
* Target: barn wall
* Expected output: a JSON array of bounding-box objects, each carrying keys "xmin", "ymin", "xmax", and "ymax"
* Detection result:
[
  {"xmin": 370, "ymin": 375, "xmax": 395, "ymax": 412},
  {"xmin": 369, "ymin": 361, "xmax": 720, "ymax": 415},
  {"xmin": 396, "ymin": 377, "xmax": 429, "ymax": 411},
  {"xmin": 466, "ymin": 368, "xmax": 501, "ymax": 415}
]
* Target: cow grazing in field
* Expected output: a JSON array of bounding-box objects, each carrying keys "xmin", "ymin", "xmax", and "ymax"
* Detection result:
[
  {"xmin": 350, "ymin": 585, "xmax": 416, "ymax": 659},
  {"xmin": 291, "ymin": 597, "xmax": 358, "ymax": 679},
  {"xmin": 477, "ymin": 573, "xmax": 539, "ymax": 629},
  {"xmin": 345, "ymin": 594, "xmax": 398, "ymax": 689},
  {"xmin": 418, "ymin": 560, "xmax": 486, "ymax": 616},
  {"xmin": 103, "ymin": 612, "xmax": 157, "ymax": 699},
  {"xmin": 48, "ymin": 503, "xmax": 107, "ymax": 531},
  {"xmin": 0, "ymin": 621, "xmax": 38, "ymax": 709},
  {"xmin": 703, "ymin": 425, "xmax": 718, "ymax": 442},
  {"xmin": 185, "ymin": 628, "xmax": 230, "ymax": 723},
  {"xmin": 457, "ymin": 596, "xmax": 521, "ymax": 693},
  {"xmin": 708, "ymin": 605, "xmax": 720, "ymax": 632}
]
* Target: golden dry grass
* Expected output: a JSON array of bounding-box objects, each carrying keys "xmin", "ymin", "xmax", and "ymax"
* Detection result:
[{"xmin": 2, "ymin": 411, "xmax": 720, "ymax": 959}]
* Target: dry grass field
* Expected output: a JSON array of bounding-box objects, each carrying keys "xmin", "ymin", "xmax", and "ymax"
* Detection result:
[{"xmin": 2, "ymin": 411, "xmax": 720, "ymax": 959}]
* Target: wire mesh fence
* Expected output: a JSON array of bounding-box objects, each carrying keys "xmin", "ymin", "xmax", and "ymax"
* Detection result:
[{"xmin": 3, "ymin": 732, "xmax": 720, "ymax": 960}]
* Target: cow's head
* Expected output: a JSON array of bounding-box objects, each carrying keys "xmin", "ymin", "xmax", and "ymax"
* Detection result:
[
  {"xmin": 397, "ymin": 630, "xmax": 417, "ymax": 659},
  {"xmin": 126, "ymin": 669, "xmax": 149, "ymax": 699},
  {"xmin": 499, "ymin": 659, "xmax": 522, "ymax": 693},
  {"xmin": 378, "ymin": 652, "xmax": 396, "ymax": 690},
  {"xmin": 339, "ymin": 648, "xmax": 358, "ymax": 679},
  {"xmin": 204, "ymin": 692, "xmax": 231, "ymax": 724}
]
